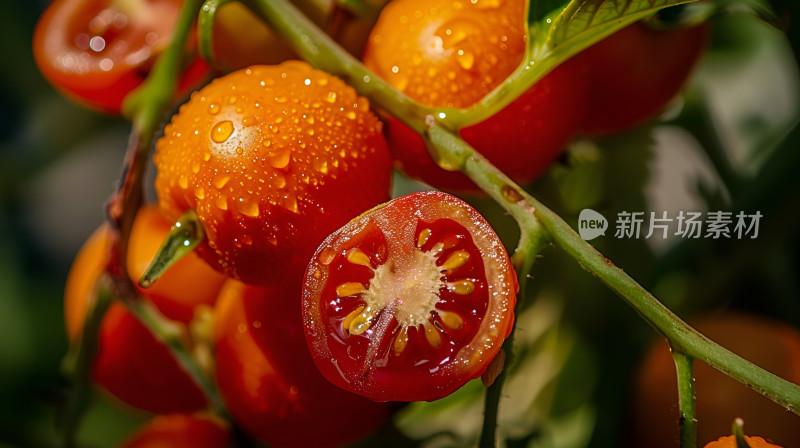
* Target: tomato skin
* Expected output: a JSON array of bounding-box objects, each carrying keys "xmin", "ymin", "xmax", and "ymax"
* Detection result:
[
  {"xmin": 628, "ymin": 314, "xmax": 800, "ymax": 448},
  {"xmin": 303, "ymin": 191, "xmax": 518, "ymax": 402},
  {"xmin": 64, "ymin": 206, "xmax": 225, "ymax": 413},
  {"xmin": 703, "ymin": 435, "xmax": 784, "ymax": 448},
  {"xmin": 154, "ymin": 61, "xmax": 392, "ymax": 285},
  {"xmin": 363, "ymin": 0, "xmax": 588, "ymax": 192},
  {"xmin": 32, "ymin": 0, "xmax": 208, "ymax": 113},
  {"xmin": 214, "ymin": 279, "xmax": 390, "ymax": 447},
  {"xmin": 120, "ymin": 413, "xmax": 231, "ymax": 448},
  {"xmin": 578, "ymin": 22, "xmax": 711, "ymax": 135}
]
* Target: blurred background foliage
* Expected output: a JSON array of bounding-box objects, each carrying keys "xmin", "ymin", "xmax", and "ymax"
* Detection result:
[{"xmin": 1, "ymin": 0, "xmax": 800, "ymax": 447}]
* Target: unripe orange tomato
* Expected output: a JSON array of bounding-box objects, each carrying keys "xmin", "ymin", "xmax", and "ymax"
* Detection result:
[
  {"xmin": 65, "ymin": 206, "xmax": 225, "ymax": 413},
  {"xmin": 628, "ymin": 313, "xmax": 800, "ymax": 448},
  {"xmin": 363, "ymin": 0, "xmax": 588, "ymax": 192},
  {"xmin": 154, "ymin": 61, "xmax": 392, "ymax": 284},
  {"xmin": 119, "ymin": 413, "xmax": 231, "ymax": 448}
]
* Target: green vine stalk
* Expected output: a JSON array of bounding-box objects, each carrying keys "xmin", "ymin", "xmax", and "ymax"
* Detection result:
[{"xmin": 673, "ymin": 351, "xmax": 698, "ymax": 448}]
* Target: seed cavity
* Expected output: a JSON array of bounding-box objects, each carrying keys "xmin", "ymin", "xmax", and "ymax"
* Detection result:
[
  {"xmin": 417, "ymin": 228, "xmax": 431, "ymax": 248},
  {"xmin": 423, "ymin": 322, "xmax": 442, "ymax": 348},
  {"xmin": 439, "ymin": 309, "xmax": 464, "ymax": 330},
  {"xmin": 448, "ymin": 280, "xmax": 475, "ymax": 295},
  {"xmin": 393, "ymin": 327, "xmax": 409, "ymax": 355},
  {"xmin": 441, "ymin": 250, "xmax": 469, "ymax": 271},
  {"xmin": 346, "ymin": 248, "xmax": 371, "ymax": 267},
  {"xmin": 336, "ymin": 282, "xmax": 365, "ymax": 298}
]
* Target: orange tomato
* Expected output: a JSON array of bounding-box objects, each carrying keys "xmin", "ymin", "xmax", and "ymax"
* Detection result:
[{"xmin": 703, "ymin": 435, "xmax": 784, "ymax": 448}]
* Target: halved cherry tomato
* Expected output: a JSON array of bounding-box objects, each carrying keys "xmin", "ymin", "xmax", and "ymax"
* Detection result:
[
  {"xmin": 65, "ymin": 206, "xmax": 225, "ymax": 413},
  {"xmin": 33, "ymin": 0, "xmax": 208, "ymax": 113},
  {"xmin": 120, "ymin": 413, "xmax": 231, "ymax": 448},
  {"xmin": 214, "ymin": 279, "xmax": 390, "ymax": 447},
  {"xmin": 302, "ymin": 191, "xmax": 518, "ymax": 402}
]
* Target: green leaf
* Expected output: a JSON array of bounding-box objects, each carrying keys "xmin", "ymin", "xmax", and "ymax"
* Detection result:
[
  {"xmin": 528, "ymin": 0, "xmax": 571, "ymax": 26},
  {"xmin": 545, "ymin": 0, "xmax": 696, "ymax": 54}
]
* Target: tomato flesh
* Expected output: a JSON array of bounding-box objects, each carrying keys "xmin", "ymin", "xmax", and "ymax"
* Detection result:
[{"xmin": 303, "ymin": 191, "xmax": 517, "ymax": 402}]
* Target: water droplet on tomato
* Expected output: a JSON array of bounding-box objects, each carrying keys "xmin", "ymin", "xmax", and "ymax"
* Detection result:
[
  {"xmin": 267, "ymin": 148, "xmax": 291, "ymax": 169},
  {"xmin": 208, "ymin": 103, "xmax": 220, "ymax": 115},
  {"xmin": 456, "ymin": 50, "xmax": 475, "ymax": 69},
  {"xmin": 210, "ymin": 120, "xmax": 234, "ymax": 143}
]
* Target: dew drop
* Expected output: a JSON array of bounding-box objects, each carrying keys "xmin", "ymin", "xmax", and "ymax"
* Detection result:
[
  {"xmin": 267, "ymin": 148, "xmax": 291, "ymax": 169},
  {"xmin": 208, "ymin": 103, "xmax": 220, "ymax": 115},
  {"xmin": 237, "ymin": 200, "xmax": 260, "ymax": 217},
  {"xmin": 210, "ymin": 120, "xmax": 234, "ymax": 143},
  {"xmin": 456, "ymin": 50, "xmax": 475, "ymax": 69},
  {"xmin": 194, "ymin": 187, "xmax": 205, "ymax": 200},
  {"xmin": 215, "ymin": 196, "xmax": 228, "ymax": 210},
  {"xmin": 178, "ymin": 175, "xmax": 188, "ymax": 189},
  {"xmin": 213, "ymin": 175, "xmax": 231, "ymax": 189}
]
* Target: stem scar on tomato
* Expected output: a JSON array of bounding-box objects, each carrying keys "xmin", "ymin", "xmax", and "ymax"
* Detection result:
[{"xmin": 303, "ymin": 191, "xmax": 518, "ymax": 402}]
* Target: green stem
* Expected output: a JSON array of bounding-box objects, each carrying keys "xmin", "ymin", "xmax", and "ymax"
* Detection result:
[
  {"xmin": 123, "ymin": 299, "xmax": 227, "ymax": 416},
  {"xmin": 672, "ymin": 351, "xmax": 697, "ymax": 448},
  {"xmin": 198, "ymin": 0, "xmax": 233, "ymax": 69},
  {"xmin": 733, "ymin": 418, "xmax": 752, "ymax": 448},
  {"xmin": 139, "ymin": 210, "xmax": 205, "ymax": 288},
  {"xmin": 60, "ymin": 278, "xmax": 114, "ymax": 448}
]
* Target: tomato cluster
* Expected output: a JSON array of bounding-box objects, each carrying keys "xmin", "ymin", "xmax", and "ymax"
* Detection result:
[{"xmin": 43, "ymin": 0, "xmax": 722, "ymax": 445}]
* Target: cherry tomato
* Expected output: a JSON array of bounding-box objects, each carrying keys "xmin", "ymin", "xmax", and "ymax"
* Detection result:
[
  {"xmin": 628, "ymin": 313, "xmax": 800, "ymax": 448},
  {"xmin": 154, "ymin": 61, "xmax": 392, "ymax": 285},
  {"xmin": 64, "ymin": 206, "xmax": 225, "ymax": 413},
  {"xmin": 32, "ymin": 0, "xmax": 208, "ymax": 113},
  {"xmin": 363, "ymin": 0, "xmax": 588, "ymax": 192},
  {"xmin": 704, "ymin": 435, "xmax": 784, "ymax": 448},
  {"xmin": 214, "ymin": 279, "xmax": 390, "ymax": 447},
  {"xmin": 302, "ymin": 191, "xmax": 518, "ymax": 402},
  {"xmin": 577, "ymin": 21, "xmax": 711, "ymax": 135},
  {"xmin": 120, "ymin": 413, "xmax": 231, "ymax": 448}
]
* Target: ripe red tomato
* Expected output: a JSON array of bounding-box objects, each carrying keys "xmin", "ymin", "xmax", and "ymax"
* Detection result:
[
  {"xmin": 64, "ymin": 206, "xmax": 226, "ymax": 413},
  {"xmin": 703, "ymin": 435, "xmax": 784, "ymax": 448},
  {"xmin": 363, "ymin": 0, "xmax": 588, "ymax": 192},
  {"xmin": 154, "ymin": 61, "xmax": 392, "ymax": 285},
  {"xmin": 120, "ymin": 413, "xmax": 231, "ymax": 448},
  {"xmin": 302, "ymin": 191, "xmax": 518, "ymax": 402},
  {"xmin": 32, "ymin": 0, "xmax": 208, "ymax": 113},
  {"xmin": 577, "ymin": 21, "xmax": 711, "ymax": 134},
  {"xmin": 214, "ymin": 279, "xmax": 390, "ymax": 447},
  {"xmin": 627, "ymin": 313, "xmax": 800, "ymax": 448}
]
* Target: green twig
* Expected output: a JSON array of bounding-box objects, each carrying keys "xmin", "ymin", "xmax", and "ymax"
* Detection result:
[
  {"xmin": 123, "ymin": 299, "xmax": 227, "ymax": 416},
  {"xmin": 672, "ymin": 351, "xmax": 697, "ymax": 448},
  {"xmin": 198, "ymin": 0, "xmax": 233, "ymax": 69},
  {"xmin": 60, "ymin": 277, "xmax": 114, "ymax": 448}
]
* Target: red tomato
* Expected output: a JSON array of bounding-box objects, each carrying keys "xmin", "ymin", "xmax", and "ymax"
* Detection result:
[
  {"xmin": 363, "ymin": 0, "xmax": 588, "ymax": 192},
  {"xmin": 628, "ymin": 313, "xmax": 800, "ymax": 448},
  {"xmin": 302, "ymin": 191, "xmax": 518, "ymax": 402},
  {"xmin": 32, "ymin": 0, "xmax": 208, "ymax": 113},
  {"xmin": 64, "ymin": 206, "xmax": 225, "ymax": 413},
  {"xmin": 578, "ymin": 21, "xmax": 711, "ymax": 134},
  {"xmin": 214, "ymin": 279, "xmax": 390, "ymax": 447},
  {"xmin": 120, "ymin": 413, "xmax": 231, "ymax": 448}
]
